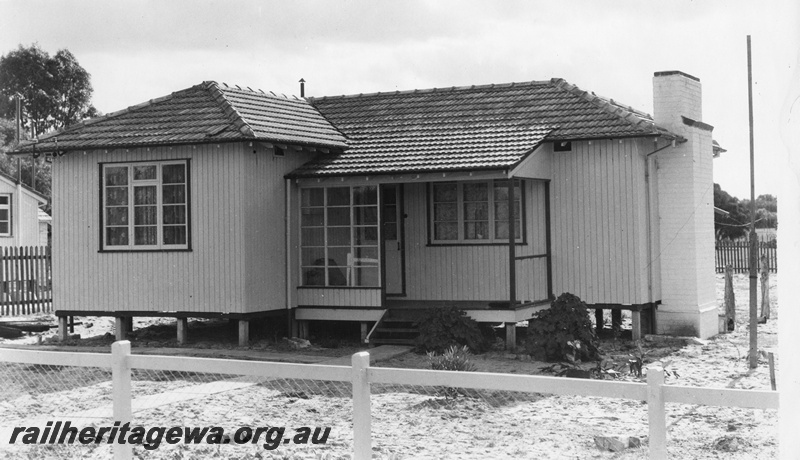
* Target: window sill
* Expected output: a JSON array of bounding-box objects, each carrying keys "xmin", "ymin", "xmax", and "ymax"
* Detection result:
[
  {"xmin": 427, "ymin": 241, "xmax": 527, "ymax": 247},
  {"xmin": 297, "ymin": 286, "xmax": 380, "ymax": 290},
  {"xmin": 98, "ymin": 248, "xmax": 193, "ymax": 253}
]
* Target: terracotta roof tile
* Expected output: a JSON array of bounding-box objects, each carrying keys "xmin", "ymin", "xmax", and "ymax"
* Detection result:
[
  {"xmin": 290, "ymin": 125, "xmax": 553, "ymax": 177},
  {"xmin": 14, "ymin": 82, "xmax": 347, "ymax": 154},
  {"xmin": 290, "ymin": 78, "xmax": 678, "ymax": 177}
]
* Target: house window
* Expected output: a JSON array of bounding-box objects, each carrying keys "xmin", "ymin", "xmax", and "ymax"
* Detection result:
[
  {"xmin": 301, "ymin": 186, "xmax": 379, "ymax": 287},
  {"xmin": 0, "ymin": 194, "xmax": 10, "ymax": 236},
  {"xmin": 102, "ymin": 161, "xmax": 189, "ymax": 250},
  {"xmin": 430, "ymin": 180, "xmax": 522, "ymax": 244}
]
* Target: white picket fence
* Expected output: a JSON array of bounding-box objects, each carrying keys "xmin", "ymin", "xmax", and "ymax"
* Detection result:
[{"xmin": 0, "ymin": 342, "xmax": 780, "ymax": 460}]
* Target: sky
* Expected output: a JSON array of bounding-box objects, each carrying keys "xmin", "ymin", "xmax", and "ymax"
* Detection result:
[{"xmin": 1, "ymin": 0, "xmax": 797, "ymax": 200}]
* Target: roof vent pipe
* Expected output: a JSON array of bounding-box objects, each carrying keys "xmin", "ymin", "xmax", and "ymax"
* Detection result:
[{"xmin": 299, "ymin": 78, "xmax": 306, "ymax": 98}]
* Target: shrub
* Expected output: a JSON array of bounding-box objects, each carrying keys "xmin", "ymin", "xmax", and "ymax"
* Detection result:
[
  {"xmin": 427, "ymin": 345, "xmax": 477, "ymax": 372},
  {"xmin": 427, "ymin": 345, "xmax": 476, "ymax": 399},
  {"xmin": 415, "ymin": 306, "xmax": 488, "ymax": 353},
  {"xmin": 525, "ymin": 293, "xmax": 599, "ymax": 362}
]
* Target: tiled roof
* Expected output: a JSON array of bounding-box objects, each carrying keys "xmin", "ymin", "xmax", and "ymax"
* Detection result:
[
  {"xmin": 290, "ymin": 125, "xmax": 553, "ymax": 177},
  {"xmin": 291, "ymin": 79, "xmax": 679, "ymax": 177},
  {"xmin": 13, "ymin": 82, "xmax": 347, "ymax": 154}
]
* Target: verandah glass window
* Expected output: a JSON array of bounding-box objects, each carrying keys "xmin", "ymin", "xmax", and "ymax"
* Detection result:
[
  {"xmin": 301, "ymin": 186, "xmax": 379, "ymax": 287},
  {"xmin": 102, "ymin": 161, "xmax": 189, "ymax": 250},
  {"xmin": 430, "ymin": 180, "xmax": 522, "ymax": 244}
]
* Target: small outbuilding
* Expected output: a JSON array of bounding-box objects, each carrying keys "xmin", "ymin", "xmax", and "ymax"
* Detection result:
[{"xmin": 0, "ymin": 171, "xmax": 49, "ymax": 247}]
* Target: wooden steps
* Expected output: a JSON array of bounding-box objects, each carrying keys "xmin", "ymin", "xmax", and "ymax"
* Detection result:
[{"xmin": 367, "ymin": 309, "xmax": 421, "ymax": 346}]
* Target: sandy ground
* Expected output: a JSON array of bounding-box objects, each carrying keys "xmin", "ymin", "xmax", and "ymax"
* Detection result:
[{"xmin": 0, "ymin": 273, "xmax": 780, "ymax": 459}]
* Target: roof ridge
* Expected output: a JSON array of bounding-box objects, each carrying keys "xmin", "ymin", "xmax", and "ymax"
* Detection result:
[
  {"xmin": 219, "ymin": 82, "xmax": 303, "ymax": 101},
  {"xmin": 551, "ymin": 78, "xmax": 661, "ymax": 134},
  {"xmin": 309, "ymin": 79, "xmax": 553, "ymax": 102},
  {"xmin": 204, "ymin": 81, "xmax": 256, "ymax": 138}
]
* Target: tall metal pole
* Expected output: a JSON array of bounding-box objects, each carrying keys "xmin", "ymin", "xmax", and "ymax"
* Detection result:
[
  {"xmin": 747, "ymin": 35, "xmax": 758, "ymax": 369},
  {"xmin": 15, "ymin": 94, "xmax": 22, "ymax": 184}
]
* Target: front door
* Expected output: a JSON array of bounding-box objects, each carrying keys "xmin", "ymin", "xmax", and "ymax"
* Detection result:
[{"xmin": 382, "ymin": 184, "xmax": 404, "ymax": 295}]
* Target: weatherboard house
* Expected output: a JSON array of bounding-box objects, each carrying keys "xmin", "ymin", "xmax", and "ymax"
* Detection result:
[
  {"xmin": 13, "ymin": 70, "xmax": 722, "ymax": 345},
  {"xmin": 0, "ymin": 171, "xmax": 49, "ymax": 248}
]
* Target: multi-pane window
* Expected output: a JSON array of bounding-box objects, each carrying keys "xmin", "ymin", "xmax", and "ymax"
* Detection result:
[
  {"xmin": 430, "ymin": 180, "xmax": 522, "ymax": 244},
  {"xmin": 102, "ymin": 161, "xmax": 189, "ymax": 250},
  {"xmin": 0, "ymin": 195, "xmax": 9, "ymax": 236},
  {"xmin": 301, "ymin": 186, "xmax": 379, "ymax": 287}
]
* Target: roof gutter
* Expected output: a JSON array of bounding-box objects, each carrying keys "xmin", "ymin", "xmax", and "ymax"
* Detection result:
[{"xmin": 10, "ymin": 137, "xmax": 347, "ymax": 157}]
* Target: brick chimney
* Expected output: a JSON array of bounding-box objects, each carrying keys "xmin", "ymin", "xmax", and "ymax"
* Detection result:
[
  {"xmin": 653, "ymin": 70, "xmax": 702, "ymax": 129},
  {"xmin": 652, "ymin": 70, "xmax": 717, "ymax": 338}
]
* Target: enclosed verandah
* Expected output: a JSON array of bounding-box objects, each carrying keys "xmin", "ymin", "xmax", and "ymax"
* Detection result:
[{"xmin": 291, "ymin": 169, "xmax": 554, "ymax": 347}]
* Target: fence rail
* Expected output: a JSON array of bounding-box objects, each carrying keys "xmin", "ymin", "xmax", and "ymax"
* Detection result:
[
  {"xmin": 0, "ymin": 343, "xmax": 779, "ymax": 460},
  {"xmin": 715, "ymin": 241, "xmax": 777, "ymax": 273},
  {"xmin": 0, "ymin": 246, "xmax": 52, "ymax": 316}
]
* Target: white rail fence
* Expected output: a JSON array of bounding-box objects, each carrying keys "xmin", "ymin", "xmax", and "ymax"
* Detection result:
[{"xmin": 0, "ymin": 342, "xmax": 779, "ymax": 460}]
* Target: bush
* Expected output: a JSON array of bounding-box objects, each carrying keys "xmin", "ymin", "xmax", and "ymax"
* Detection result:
[
  {"xmin": 427, "ymin": 345, "xmax": 477, "ymax": 372},
  {"xmin": 525, "ymin": 293, "xmax": 599, "ymax": 362},
  {"xmin": 415, "ymin": 306, "xmax": 488, "ymax": 353},
  {"xmin": 427, "ymin": 345, "xmax": 476, "ymax": 399}
]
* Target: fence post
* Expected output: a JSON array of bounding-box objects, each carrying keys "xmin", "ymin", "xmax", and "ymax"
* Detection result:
[
  {"xmin": 352, "ymin": 351, "xmax": 372, "ymax": 460},
  {"xmin": 112, "ymin": 340, "xmax": 133, "ymax": 460},
  {"xmin": 647, "ymin": 365, "xmax": 666, "ymax": 460}
]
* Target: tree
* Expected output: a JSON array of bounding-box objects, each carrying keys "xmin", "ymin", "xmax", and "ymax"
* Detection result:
[
  {"xmin": 0, "ymin": 43, "xmax": 97, "ymax": 136},
  {"xmin": 714, "ymin": 184, "xmax": 778, "ymax": 241},
  {"xmin": 0, "ymin": 119, "xmax": 51, "ymax": 211},
  {"xmin": 714, "ymin": 183, "xmax": 749, "ymax": 240},
  {"xmin": 0, "ymin": 44, "xmax": 97, "ymax": 208},
  {"xmin": 50, "ymin": 49, "xmax": 99, "ymax": 129}
]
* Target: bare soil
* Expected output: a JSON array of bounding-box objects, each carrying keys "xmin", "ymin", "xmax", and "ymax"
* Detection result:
[{"xmin": 0, "ymin": 273, "xmax": 779, "ymax": 459}]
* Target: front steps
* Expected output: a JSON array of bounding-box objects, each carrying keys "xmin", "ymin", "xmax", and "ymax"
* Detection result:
[{"xmin": 366, "ymin": 309, "xmax": 423, "ymax": 346}]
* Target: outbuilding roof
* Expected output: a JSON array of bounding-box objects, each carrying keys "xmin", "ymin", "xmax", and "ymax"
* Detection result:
[
  {"xmin": 290, "ymin": 78, "xmax": 679, "ymax": 177},
  {"xmin": 13, "ymin": 81, "xmax": 348, "ymax": 154},
  {"xmin": 0, "ymin": 170, "xmax": 48, "ymax": 203}
]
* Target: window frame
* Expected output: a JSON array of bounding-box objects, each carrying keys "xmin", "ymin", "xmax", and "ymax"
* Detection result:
[
  {"xmin": 299, "ymin": 185, "xmax": 381, "ymax": 288},
  {"xmin": 428, "ymin": 179, "xmax": 525, "ymax": 245},
  {"xmin": 0, "ymin": 194, "xmax": 10, "ymax": 237},
  {"xmin": 99, "ymin": 159, "xmax": 191, "ymax": 252}
]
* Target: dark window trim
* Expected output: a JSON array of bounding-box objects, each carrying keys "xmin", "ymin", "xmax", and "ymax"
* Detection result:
[
  {"xmin": 98, "ymin": 158, "xmax": 192, "ymax": 252},
  {"xmin": 296, "ymin": 286, "xmax": 381, "ymax": 291},
  {"xmin": 380, "ymin": 183, "xmax": 406, "ymax": 297},
  {"xmin": 299, "ymin": 185, "xmax": 381, "ymax": 288},
  {"xmin": 0, "ymin": 192, "xmax": 12, "ymax": 237},
  {"xmin": 98, "ymin": 249, "xmax": 194, "ymax": 254},
  {"xmin": 426, "ymin": 179, "xmax": 527, "ymax": 246},
  {"xmin": 426, "ymin": 242, "xmax": 529, "ymax": 247}
]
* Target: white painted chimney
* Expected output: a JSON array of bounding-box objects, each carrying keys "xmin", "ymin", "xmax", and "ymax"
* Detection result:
[
  {"xmin": 653, "ymin": 70, "xmax": 702, "ymax": 129},
  {"xmin": 651, "ymin": 70, "xmax": 717, "ymax": 338}
]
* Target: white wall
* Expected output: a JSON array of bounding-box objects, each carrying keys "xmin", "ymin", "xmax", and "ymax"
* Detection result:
[
  {"xmin": 0, "ymin": 180, "xmax": 44, "ymax": 248},
  {"xmin": 549, "ymin": 139, "xmax": 651, "ymax": 305},
  {"xmin": 52, "ymin": 143, "xmax": 249, "ymax": 314}
]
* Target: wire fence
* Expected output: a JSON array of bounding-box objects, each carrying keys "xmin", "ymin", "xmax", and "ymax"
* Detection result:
[{"xmin": 0, "ymin": 345, "xmax": 780, "ymax": 460}]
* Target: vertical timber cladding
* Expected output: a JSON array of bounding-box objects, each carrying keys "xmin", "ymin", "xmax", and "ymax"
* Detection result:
[
  {"xmin": 403, "ymin": 180, "xmax": 548, "ymax": 302},
  {"xmin": 549, "ymin": 139, "xmax": 651, "ymax": 305},
  {"xmin": 53, "ymin": 143, "xmax": 254, "ymax": 314},
  {"xmin": 241, "ymin": 145, "xmax": 318, "ymax": 313}
]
